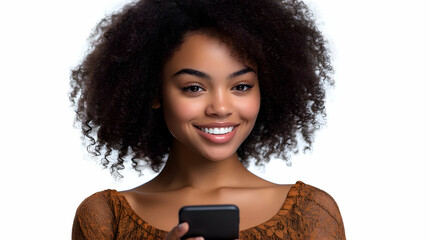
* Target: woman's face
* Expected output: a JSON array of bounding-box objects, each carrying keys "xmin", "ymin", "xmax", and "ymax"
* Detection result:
[{"xmin": 161, "ymin": 33, "xmax": 260, "ymax": 161}]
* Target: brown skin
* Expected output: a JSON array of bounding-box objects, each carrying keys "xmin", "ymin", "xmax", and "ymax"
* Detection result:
[{"xmin": 121, "ymin": 33, "xmax": 292, "ymax": 239}]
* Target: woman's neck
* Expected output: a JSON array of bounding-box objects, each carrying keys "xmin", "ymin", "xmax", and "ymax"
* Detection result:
[{"xmin": 148, "ymin": 141, "xmax": 252, "ymax": 191}]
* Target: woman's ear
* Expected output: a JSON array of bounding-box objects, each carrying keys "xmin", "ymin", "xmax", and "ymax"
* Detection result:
[{"xmin": 152, "ymin": 97, "xmax": 161, "ymax": 109}]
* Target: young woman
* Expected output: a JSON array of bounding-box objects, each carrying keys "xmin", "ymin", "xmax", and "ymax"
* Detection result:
[{"xmin": 70, "ymin": 0, "xmax": 345, "ymax": 239}]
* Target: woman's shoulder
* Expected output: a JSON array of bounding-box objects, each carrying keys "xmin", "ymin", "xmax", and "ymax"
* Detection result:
[
  {"xmin": 239, "ymin": 181, "xmax": 346, "ymax": 239},
  {"xmin": 290, "ymin": 181, "xmax": 346, "ymax": 238},
  {"xmin": 76, "ymin": 190, "xmax": 121, "ymax": 210},
  {"xmin": 72, "ymin": 190, "xmax": 124, "ymax": 239},
  {"xmin": 292, "ymin": 181, "xmax": 342, "ymax": 216},
  {"xmin": 80, "ymin": 189, "xmax": 115, "ymax": 200},
  {"xmin": 73, "ymin": 190, "xmax": 125, "ymax": 223}
]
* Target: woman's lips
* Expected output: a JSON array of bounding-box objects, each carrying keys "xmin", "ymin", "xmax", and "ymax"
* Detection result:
[{"xmin": 194, "ymin": 123, "xmax": 239, "ymax": 144}]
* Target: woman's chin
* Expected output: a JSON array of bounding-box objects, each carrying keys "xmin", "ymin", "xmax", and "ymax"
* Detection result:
[{"xmin": 199, "ymin": 149, "xmax": 239, "ymax": 163}]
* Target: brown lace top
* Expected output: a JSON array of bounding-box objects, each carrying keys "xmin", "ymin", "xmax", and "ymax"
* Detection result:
[{"xmin": 72, "ymin": 181, "xmax": 346, "ymax": 239}]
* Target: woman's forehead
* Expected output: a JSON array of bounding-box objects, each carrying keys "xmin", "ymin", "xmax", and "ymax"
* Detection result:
[{"xmin": 164, "ymin": 33, "xmax": 256, "ymax": 76}]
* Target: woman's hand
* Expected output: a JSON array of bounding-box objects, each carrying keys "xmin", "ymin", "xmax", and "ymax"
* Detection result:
[{"xmin": 165, "ymin": 222, "xmax": 204, "ymax": 240}]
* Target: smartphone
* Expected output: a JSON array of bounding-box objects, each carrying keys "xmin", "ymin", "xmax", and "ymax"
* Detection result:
[{"xmin": 179, "ymin": 204, "xmax": 239, "ymax": 240}]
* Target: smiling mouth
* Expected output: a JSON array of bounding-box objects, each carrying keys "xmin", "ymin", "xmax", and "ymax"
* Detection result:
[{"xmin": 195, "ymin": 126, "xmax": 235, "ymax": 135}]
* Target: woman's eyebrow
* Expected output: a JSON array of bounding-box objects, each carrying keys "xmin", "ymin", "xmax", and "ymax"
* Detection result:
[
  {"xmin": 173, "ymin": 68, "xmax": 210, "ymax": 79},
  {"xmin": 228, "ymin": 67, "xmax": 255, "ymax": 79},
  {"xmin": 173, "ymin": 67, "xmax": 255, "ymax": 80}
]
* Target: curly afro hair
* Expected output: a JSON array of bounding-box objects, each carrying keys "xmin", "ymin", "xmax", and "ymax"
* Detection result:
[{"xmin": 70, "ymin": 0, "xmax": 333, "ymax": 176}]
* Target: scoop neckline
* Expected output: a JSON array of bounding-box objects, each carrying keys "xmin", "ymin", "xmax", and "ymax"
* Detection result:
[{"xmin": 112, "ymin": 181, "xmax": 303, "ymax": 234}]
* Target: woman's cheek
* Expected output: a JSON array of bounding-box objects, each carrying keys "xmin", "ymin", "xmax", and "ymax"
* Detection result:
[
  {"xmin": 163, "ymin": 94, "xmax": 204, "ymax": 138},
  {"xmin": 171, "ymin": 97, "xmax": 204, "ymax": 121},
  {"xmin": 238, "ymin": 94, "xmax": 260, "ymax": 124}
]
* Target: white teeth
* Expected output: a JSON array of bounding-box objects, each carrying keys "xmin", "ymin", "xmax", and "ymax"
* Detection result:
[{"xmin": 201, "ymin": 127, "xmax": 234, "ymax": 135}]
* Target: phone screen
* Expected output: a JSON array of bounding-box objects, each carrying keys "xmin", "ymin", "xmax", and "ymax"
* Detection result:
[{"xmin": 179, "ymin": 204, "xmax": 239, "ymax": 240}]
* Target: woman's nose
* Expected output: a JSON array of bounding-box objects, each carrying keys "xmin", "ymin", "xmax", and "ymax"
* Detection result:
[{"xmin": 205, "ymin": 90, "xmax": 232, "ymax": 118}]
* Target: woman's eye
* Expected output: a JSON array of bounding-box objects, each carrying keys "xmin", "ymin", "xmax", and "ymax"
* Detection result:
[
  {"xmin": 232, "ymin": 84, "xmax": 253, "ymax": 92},
  {"xmin": 183, "ymin": 85, "xmax": 204, "ymax": 93}
]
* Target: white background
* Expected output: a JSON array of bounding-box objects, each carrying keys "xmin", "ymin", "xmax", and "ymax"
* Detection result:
[{"xmin": 1, "ymin": 0, "xmax": 428, "ymax": 239}]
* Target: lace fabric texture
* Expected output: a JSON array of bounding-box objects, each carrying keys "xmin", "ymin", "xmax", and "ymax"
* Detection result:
[{"xmin": 72, "ymin": 181, "xmax": 346, "ymax": 239}]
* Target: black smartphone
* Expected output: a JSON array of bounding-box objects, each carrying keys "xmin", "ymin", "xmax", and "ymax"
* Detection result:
[{"xmin": 179, "ymin": 204, "xmax": 239, "ymax": 240}]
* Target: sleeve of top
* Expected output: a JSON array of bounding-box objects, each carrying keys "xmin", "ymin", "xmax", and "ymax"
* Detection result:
[
  {"xmin": 72, "ymin": 191, "xmax": 116, "ymax": 240},
  {"xmin": 298, "ymin": 184, "xmax": 346, "ymax": 240}
]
